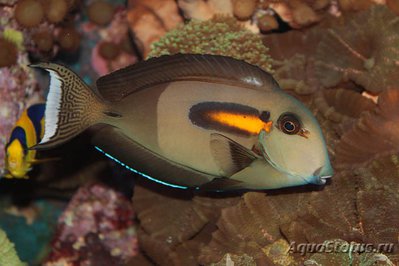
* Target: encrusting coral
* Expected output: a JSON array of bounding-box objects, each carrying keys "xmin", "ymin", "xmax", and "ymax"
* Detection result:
[
  {"xmin": 335, "ymin": 89, "xmax": 399, "ymax": 169},
  {"xmin": 315, "ymin": 5, "xmax": 399, "ymax": 93},
  {"xmin": 148, "ymin": 16, "xmax": 273, "ymax": 72}
]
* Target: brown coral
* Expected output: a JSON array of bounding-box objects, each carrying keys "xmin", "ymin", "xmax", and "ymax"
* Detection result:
[
  {"xmin": 15, "ymin": 0, "xmax": 44, "ymax": 28},
  {"xmin": 233, "ymin": 0, "xmax": 258, "ymax": 20},
  {"xmin": 263, "ymin": 29, "xmax": 322, "ymax": 96},
  {"xmin": 57, "ymin": 27, "xmax": 80, "ymax": 52},
  {"xmin": 87, "ymin": 1, "xmax": 115, "ymax": 26},
  {"xmin": 43, "ymin": 0, "xmax": 68, "ymax": 23},
  {"xmin": 313, "ymin": 88, "xmax": 376, "ymax": 124},
  {"xmin": 335, "ymin": 89, "xmax": 399, "ymax": 169},
  {"xmin": 315, "ymin": 5, "xmax": 399, "ymax": 93},
  {"xmin": 32, "ymin": 30, "xmax": 54, "ymax": 52},
  {"xmin": 127, "ymin": 0, "xmax": 182, "ymax": 57},
  {"xmin": 132, "ymin": 182, "xmax": 240, "ymax": 265},
  {"xmin": 0, "ymin": 38, "xmax": 18, "ymax": 67},
  {"xmin": 148, "ymin": 16, "xmax": 273, "ymax": 72}
]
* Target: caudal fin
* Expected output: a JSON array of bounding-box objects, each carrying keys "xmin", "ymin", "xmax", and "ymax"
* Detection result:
[{"xmin": 30, "ymin": 63, "xmax": 107, "ymax": 149}]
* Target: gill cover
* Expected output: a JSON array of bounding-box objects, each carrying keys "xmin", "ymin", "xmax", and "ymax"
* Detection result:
[{"xmin": 258, "ymin": 101, "xmax": 333, "ymax": 183}]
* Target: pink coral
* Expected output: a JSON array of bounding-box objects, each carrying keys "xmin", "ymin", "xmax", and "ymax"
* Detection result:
[{"xmin": 44, "ymin": 183, "xmax": 137, "ymax": 265}]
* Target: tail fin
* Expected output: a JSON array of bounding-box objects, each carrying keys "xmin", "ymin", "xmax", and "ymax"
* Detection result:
[{"xmin": 30, "ymin": 63, "xmax": 107, "ymax": 149}]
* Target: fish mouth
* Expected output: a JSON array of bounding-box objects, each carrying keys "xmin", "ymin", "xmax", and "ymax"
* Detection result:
[
  {"xmin": 313, "ymin": 175, "xmax": 332, "ymax": 185},
  {"xmin": 312, "ymin": 166, "xmax": 333, "ymax": 185}
]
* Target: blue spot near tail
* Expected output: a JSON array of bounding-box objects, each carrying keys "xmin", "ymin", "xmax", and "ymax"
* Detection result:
[{"xmin": 94, "ymin": 146, "xmax": 189, "ymax": 190}]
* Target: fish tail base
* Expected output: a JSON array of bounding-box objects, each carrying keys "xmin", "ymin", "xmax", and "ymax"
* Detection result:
[{"xmin": 30, "ymin": 63, "xmax": 105, "ymax": 149}]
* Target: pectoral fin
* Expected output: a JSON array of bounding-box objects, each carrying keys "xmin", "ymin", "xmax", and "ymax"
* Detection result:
[{"xmin": 210, "ymin": 133, "xmax": 259, "ymax": 177}]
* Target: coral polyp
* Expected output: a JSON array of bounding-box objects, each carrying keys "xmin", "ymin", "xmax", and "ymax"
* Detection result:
[
  {"xmin": 32, "ymin": 31, "xmax": 54, "ymax": 52},
  {"xmin": 149, "ymin": 16, "xmax": 273, "ymax": 72},
  {"xmin": 0, "ymin": 38, "xmax": 17, "ymax": 67},
  {"xmin": 15, "ymin": 0, "xmax": 44, "ymax": 28},
  {"xmin": 57, "ymin": 27, "xmax": 80, "ymax": 52},
  {"xmin": 315, "ymin": 5, "xmax": 399, "ymax": 93},
  {"xmin": 87, "ymin": 1, "xmax": 115, "ymax": 26},
  {"xmin": 43, "ymin": 0, "xmax": 68, "ymax": 23},
  {"xmin": 335, "ymin": 88, "xmax": 399, "ymax": 169}
]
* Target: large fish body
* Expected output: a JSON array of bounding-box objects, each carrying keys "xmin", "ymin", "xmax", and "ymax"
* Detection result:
[{"xmin": 32, "ymin": 54, "xmax": 333, "ymax": 190}]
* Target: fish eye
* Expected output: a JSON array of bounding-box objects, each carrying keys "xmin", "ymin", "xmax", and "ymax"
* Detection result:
[{"xmin": 277, "ymin": 113, "xmax": 301, "ymax": 135}]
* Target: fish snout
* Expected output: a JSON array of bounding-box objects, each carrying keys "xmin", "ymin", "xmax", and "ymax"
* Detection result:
[{"xmin": 312, "ymin": 165, "xmax": 334, "ymax": 185}]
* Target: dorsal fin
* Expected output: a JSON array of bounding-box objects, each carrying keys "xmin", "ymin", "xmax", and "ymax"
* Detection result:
[{"xmin": 96, "ymin": 54, "xmax": 280, "ymax": 102}]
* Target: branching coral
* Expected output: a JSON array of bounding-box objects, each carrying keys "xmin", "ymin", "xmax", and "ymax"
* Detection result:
[
  {"xmin": 315, "ymin": 5, "xmax": 399, "ymax": 93},
  {"xmin": 148, "ymin": 16, "xmax": 273, "ymax": 72},
  {"xmin": 0, "ymin": 228, "xmax": 26, "ymax": 266}
]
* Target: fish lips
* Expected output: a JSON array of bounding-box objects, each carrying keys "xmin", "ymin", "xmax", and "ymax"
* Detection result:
[{"xmin": 311, "ymin": 165, "xmax": 334, "ymax": 185}]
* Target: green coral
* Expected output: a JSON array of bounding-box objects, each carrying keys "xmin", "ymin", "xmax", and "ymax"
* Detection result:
[
  {"xmin": 0, "ymin": 228, "xmax": 26, "ymax": 266},
  {"xmin": 149, "ymin": 16, "xmax": 273, "ymax": 72},
  {"xmin": 2, "ymin": 28, "xmax": 24, "ymax": 50}
]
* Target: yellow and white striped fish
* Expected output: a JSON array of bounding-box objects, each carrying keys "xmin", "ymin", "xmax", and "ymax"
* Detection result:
[{"xmin": 31, "ymin": 54, "xmax": 333, "ymax": 190}]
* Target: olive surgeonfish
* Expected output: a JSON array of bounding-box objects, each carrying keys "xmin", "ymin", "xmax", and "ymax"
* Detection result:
[{"xmin": 30, "ymin": 54, "xmax": 333, "ymax": 190}]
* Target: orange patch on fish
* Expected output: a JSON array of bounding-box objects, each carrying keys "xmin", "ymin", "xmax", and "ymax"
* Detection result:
[{"xmin": 207, "ymin": 111, "xmax": 273, "ymax": 135}]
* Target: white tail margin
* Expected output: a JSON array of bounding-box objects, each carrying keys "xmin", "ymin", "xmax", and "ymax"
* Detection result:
[{"xmin": 30, "ymin": 62, "xmax": 106, "ymax": 149}]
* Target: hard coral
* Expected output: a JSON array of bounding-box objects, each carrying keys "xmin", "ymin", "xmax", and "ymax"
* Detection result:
[
  {"xmin": 335, "ymin": 89, "xmax": 399, "ymax": 169},
  {"xmin": 42, "ymin": 0, "xmax": 68, "ymax": 24},
  {"xmin": 148, "ymin": 16, "xmax": 273, "ymax": 72},
  {"xmin": 87, "ymin": 1, "xmax": 115, "ymax": 26},
  {"xmin": 130, "ymin": 183, "xmax": 240, "ymax": 266},
  {"xmin": 315, "ymin": 5, "xmax": 399, "ymax": 93},
  {"xmin": 127, "ymin": 0, "xmax": 182, "ymax": 57},
  {"xmin": 313, "ymin": 88, "xmax": 375, "ymax": 124},
  {"xmin": 0, "ymin": 37, "xmax": 17, "ymax": 67},
  {"xmin": 177, "ymin": 0, "xmax": 233, "ymax": 20},
  {"xmin": 15, "ymin": 0, "xmax": 44, "ymax": 28},
  {"xmin": 263, "ymin": 29, "xmax": 322, "ymax": 95}
]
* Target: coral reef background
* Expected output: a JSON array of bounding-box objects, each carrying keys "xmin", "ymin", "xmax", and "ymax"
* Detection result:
[{"xmin": 1, "ymin": 0, "xmax": 399, "ymax": 265}]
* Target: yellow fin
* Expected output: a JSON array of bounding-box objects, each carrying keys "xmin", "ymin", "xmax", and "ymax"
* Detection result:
[
  {"xmin": 28, "ymin": 157, "xmax": 60, "ymax": 165},
  {"xmin": 3, "ymin": 173, "xmax": 14, "ymax": 179}
]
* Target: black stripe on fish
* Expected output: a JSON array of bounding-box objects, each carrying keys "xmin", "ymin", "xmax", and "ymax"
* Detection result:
[
  {"xmin": 7, "ymin": 126, "xmax": 28, "ymax": 154},
  {"xmin": 27, "ymin": 104, "xmax": 45, "ymax": 143},
  {"xmin": 189, "ymin": 102, "xmax": 263, "ymax": 136}
]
